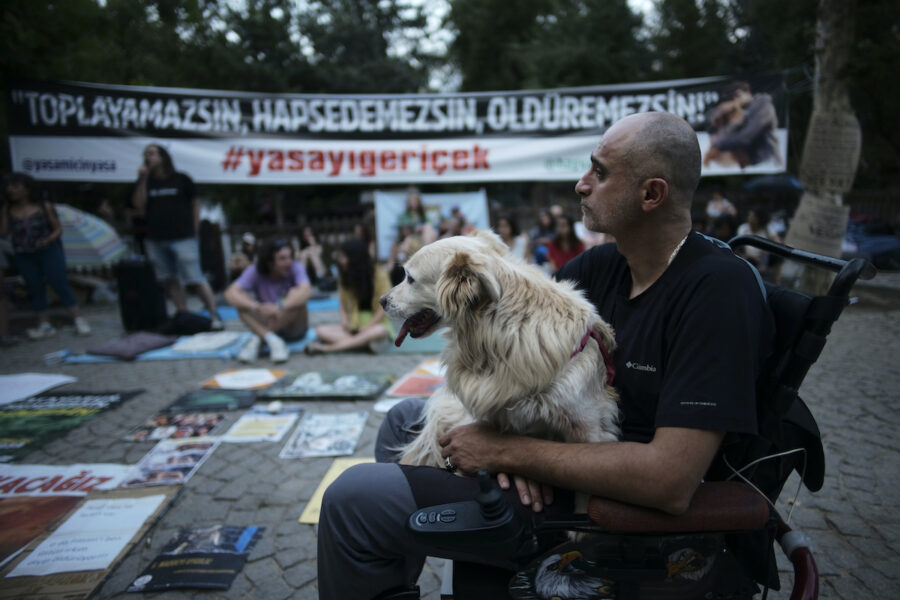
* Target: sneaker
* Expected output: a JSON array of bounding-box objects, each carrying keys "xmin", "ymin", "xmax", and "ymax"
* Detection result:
[
  {"xmin": 74, "ymin": 317, "xmax": 92, "ymax": 336},
  {"xmin": 26, "ymin": 322, "xmax": 57, "ymax": 340},
  {"xmin": 210, "ymin": 316, "xmax": 225, "ymax": 331},
  {"xmin": 265, "ymin": 332, "xmax": 289, "ymax": 363},
  {"xmin": 237, "ymin": 336, "xmax": 261, "ymax": 363}
]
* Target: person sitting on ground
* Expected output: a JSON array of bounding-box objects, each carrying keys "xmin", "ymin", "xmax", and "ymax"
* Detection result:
[
  {"xmin": 298, "ymin": 225, "xmax": 328, "ymax": 286},
  {"xmin": 449, "ymin": 205, "xmax": 474, "ymax": 234},
  {"xmin": 737, "ymin": 206, "xmax": 783, "ymax": 280},
  {"xmin": 228, "ymin": 232, "xmax": 256, "ymax": 281},
  {"xmin": 386, "ymin": 224, "xmax": 424, "ymax": 286},
  {"xmin": 352, "ymin": 221, "xmax": 377, "ymax": 260},
  {"xmin": 397, "ymin": 188, "xmax": 437, "ymax": 244},
  {"xmin": 528, "ymin": 208, "xmax": 556, "ymax": 266},
  {"xmin": 706, "ymin": 188, "xmax": 737, "ymax": 219},
  {"xmin": 495, "ymin": 213, "xmax": 530, "ymax": 261},
  {"xmin": 0, "ymin": 172, "xmax": 90, "ymax": 338},
  {"xmin": 307, "ymin": 238, "xmax": 393, "ymax": 354},
  {"xmin": 545, "ymin": 214, "xmax": 585, "ymax": 275},
  {"xmin": 225, "ymin": 238, "xmax": 312, "ymax": 363}
]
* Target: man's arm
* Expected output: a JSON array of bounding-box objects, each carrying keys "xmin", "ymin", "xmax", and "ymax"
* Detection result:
[
  {"xmin": 440, "ymin": 424, "xmax": 723, "ymax": 515},
  {"xmin": 282, "ymin": 281, "xmax": 312, "ymax": 310},
  {"xmin": 131, "ymin": 166, "xmax": 149, "ymax": 216},
  {"xmin": 224, "ymin": 281, "xmax": 260, "ymax": 311}
]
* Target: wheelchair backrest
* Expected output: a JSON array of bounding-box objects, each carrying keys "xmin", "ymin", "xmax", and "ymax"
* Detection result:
[{"xmin": 726, "ymin": 235, "xmax": 876, "ymax": 500}]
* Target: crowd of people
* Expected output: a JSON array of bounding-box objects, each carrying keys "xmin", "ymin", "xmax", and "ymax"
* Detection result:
[{"xmin": 0, "ymin": 145, "xmax": 799, "ymax": 351}]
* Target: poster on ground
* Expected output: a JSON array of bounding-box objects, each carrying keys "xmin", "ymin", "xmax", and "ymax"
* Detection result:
[
  {"xmin": 221, "ymin": 412, "xmax": 299, "ymax": 443},
  {"xmin": 0, "ymin": 391, "xmax": 142, "ymax": 462},
  {"xmin": 0, "ymin": 486, "xmax": 178, "ymax": 600},
  {"xmin": 279, "ymin": 412, "xmax": 368, "ymax": 459},
  {"xmin": 385, "ymin": 359, "xmax": 445, "ymax": 398},
  {"xmin": 164, "ymin": 389, "xmax": 257, "ymax": 413},
  {"xmin": 123, "ymin": 412, "xmax": 225, "ymax": 442},
  {"xmin": 127, "ymin": 525, "xmax": 265, "ymax": 592},
  {"xmin": 119, "ymin": 437, "xmax": 219, "ymax": 488},
  {"xmin": 259, "ymin": 371, "xmax": 393, "ymax": 401}
]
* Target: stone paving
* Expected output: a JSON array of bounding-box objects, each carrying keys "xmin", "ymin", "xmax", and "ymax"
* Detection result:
[{"xmin": 1, "ymin": 272, "xmax": 899, "ymax": 599}]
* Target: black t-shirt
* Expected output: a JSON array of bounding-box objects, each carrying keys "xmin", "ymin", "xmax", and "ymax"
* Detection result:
[
  {"xmin": 143, "ymin": 172, "xmax": 196, "ymax": 241},
  {"xmin": 556, "ymin": 232, "xmax": 773, "ymax": 444}
]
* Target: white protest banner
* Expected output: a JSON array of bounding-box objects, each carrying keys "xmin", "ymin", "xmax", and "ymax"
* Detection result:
[{"xmin": 7, "ymin": 75, "xmax": 789, "ymax": 183}]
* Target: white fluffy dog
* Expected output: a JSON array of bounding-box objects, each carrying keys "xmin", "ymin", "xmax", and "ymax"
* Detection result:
[{"xmin": 380, "ymin": 230, "xmax": 620, "ymax": 468}]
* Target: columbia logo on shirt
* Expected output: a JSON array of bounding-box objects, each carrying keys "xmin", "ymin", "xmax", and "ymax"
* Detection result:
[{"xmin": 625, "ymin": 361, "xmax": 657, "ymax": 373}]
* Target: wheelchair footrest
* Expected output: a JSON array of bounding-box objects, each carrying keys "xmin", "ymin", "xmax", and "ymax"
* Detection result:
[{"xmin": 587, "ymin": 482, "xmax": 771, "ymax": 533}]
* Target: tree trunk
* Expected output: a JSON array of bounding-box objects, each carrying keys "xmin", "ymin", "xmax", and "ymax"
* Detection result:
[{"xmin": 785, "ymin": 0, "xmax": 860, "ymax": 292}]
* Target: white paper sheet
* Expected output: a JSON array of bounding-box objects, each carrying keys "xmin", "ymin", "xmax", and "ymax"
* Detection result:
[
  {"xmin": 221, "ymin": 413, "xmax": 298, "ymax": 443},
  {"xmin": 0, "ymin": 373, "xmax": 77, "ymax": 405},
  {"xmin": 7, "ymin": 494, "xmax": 165, "ymax": 577}
]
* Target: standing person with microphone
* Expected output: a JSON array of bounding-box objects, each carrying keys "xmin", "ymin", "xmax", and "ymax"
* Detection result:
[{"xmin": 131, "ymin": 144, "xmax": 222, "ymax": 329}]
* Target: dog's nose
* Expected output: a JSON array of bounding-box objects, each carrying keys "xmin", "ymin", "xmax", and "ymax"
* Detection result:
[{"xmin": 379, "ymin": 295, "xmax": 388, "ymax": 309}]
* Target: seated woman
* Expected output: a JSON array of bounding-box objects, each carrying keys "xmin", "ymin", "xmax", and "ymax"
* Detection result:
[
  {"xmin": 307, "ymin": 238, "xmax": 393, "ymax": 354},
  {"xmin": 298, "ymin": 225, "xmax": 328, "ymax": 286},
  {"xmin": 224, "ymin": 238, "xmax": 312, "ymax": 363},
  {"xmin": 546, "ymin": 214, "xmax": 585, "ymax": 275}
]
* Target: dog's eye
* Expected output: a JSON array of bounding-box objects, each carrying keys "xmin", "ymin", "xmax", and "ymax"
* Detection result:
[{"xmin": 406, "ymin": 272, "xmax": 415, "ymax": 285}]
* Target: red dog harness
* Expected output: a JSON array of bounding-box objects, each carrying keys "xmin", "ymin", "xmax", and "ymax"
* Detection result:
[{"xmin": 570, "ymin": 329, "xmax": 616, "ymax": 385}]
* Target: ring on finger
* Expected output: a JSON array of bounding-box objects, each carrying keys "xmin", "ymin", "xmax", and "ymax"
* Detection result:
[{"xmin": 444, "ymin": 455, "xmax": 457, "ymax": 473}]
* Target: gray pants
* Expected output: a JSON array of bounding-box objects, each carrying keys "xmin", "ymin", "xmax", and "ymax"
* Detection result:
[
  {"xmin": 318, "ymin": 398, "xmax": 512, "ymax": 599},
  {"xmin": 318, "ymin": 398, "xmax": 426, "ymax": 599}
]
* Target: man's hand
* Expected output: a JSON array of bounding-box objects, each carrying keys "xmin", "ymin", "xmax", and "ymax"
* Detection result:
[
  {"xmin": 439, "ymin": 424, "xmax": 553, "ymax": 512},
  {"xmin": 138, "ymin": 164, "xmax": 149, "ymax": 177},
  {"xmin": 257, "ymin": 302, "xmax": 280, "ymax": 321},
  {"xmin": 497, "ymin": 473, "xmax": 554, "ymax": 513}
]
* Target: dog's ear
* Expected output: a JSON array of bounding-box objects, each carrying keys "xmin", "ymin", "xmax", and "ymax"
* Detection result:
[
  {"xmin": 437, "ymin": 251, "xmax": 501, "ymax": 318},
  {"xmin": 469, "ymin": 229, "xmax": 509, "ymax": 256}
]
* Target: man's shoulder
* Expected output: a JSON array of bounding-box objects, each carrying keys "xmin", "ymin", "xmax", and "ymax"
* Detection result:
[{"xmin": 681, "ymin": 234, "xmax": 765, "ymax": 295}]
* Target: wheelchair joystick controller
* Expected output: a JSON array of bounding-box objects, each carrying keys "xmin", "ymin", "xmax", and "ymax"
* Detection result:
[
  {"xmin": 475, "ymin": 469, "xmax": 512, "ymax": 522},
  {"xmin": 407, "ymin": 470, "xmax": 538, "ymax": 562}
]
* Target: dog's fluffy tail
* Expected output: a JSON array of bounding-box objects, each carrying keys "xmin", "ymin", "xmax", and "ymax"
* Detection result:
[{"xmin": 399, "ymin": 387, "xmax": 473, "ymax": 468}]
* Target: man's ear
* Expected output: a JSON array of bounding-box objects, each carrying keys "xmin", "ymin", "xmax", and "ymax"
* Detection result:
[
  {"xmin": 640, "ymin": 178, "xmax": 669, "ymax": 212},
  {"xmin": 436, "ymin": 251, "xmax": 500, "ymax": 319}
]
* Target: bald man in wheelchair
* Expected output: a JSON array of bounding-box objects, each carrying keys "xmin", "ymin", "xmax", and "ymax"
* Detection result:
[{"xmin": 317, "ymin": 112, "xmax": 775, "ymax": 600}]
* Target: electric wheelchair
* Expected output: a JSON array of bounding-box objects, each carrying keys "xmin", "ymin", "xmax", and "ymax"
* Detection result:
[{"xmin": 396, "ymin": 235, "xmax": 876, "ymax": 600}]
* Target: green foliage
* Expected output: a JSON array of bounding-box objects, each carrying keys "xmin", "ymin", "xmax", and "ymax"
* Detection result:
[
  {"xmin": 297, "ymin": 0, "xmax": 432, "ymax": 93},
  {"xmin": 447, "ymin": 0, "xmax": 651, "ymax": 91},
  {"xmin": 652, "ymin": 0, "xmax": 736, "ymax": 78}
]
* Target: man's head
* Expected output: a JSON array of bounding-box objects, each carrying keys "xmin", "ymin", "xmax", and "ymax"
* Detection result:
[
  {"xmin": 576, "ymin": 112, "xmax": 700, "ymax": 235},
  {"xmin": 257, "ymin": 238, "xmax": 294, "ymax": 279},
  {"xmin": 143, "ymin": 144, "xmax": 174, "ymax": 176}
]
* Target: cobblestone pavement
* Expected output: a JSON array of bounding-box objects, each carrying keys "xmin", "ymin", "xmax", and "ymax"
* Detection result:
[{"xmin": 1, "ymin": 272, "xmax": 898, "ymax": 599}]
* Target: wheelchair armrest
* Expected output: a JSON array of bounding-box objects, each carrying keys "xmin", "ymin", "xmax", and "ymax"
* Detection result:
[{"xmin": 586, "ymin": 481, "xmax": 771, "ymax": 534}]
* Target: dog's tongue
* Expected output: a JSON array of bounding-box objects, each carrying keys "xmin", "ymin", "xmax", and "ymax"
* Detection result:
[{"xmin": 394, "ymin": 323, "xmax": 410, "ymax": 347}]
